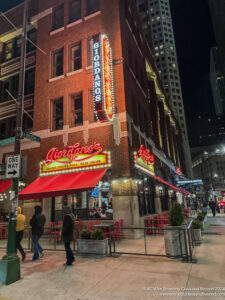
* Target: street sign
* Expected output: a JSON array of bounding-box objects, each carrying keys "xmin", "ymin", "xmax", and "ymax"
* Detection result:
[
  {"xmin": 22, "ymin": 131, "xmax": 41, "ymax": 143},
  {"xmin": 0, "ymin": 137, "xmax": 15, "ymax": 147},
  {"xmin": 5, "ymin": 155, "xmax": 21, "ymax": 179}
]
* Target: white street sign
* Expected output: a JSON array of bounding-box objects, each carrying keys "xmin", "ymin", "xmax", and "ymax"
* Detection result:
[{"xmin": 6, "ymin": 155, "xmax": 21, "ymax": 178}]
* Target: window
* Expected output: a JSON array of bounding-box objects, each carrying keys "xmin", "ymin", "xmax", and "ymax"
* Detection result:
[
  {"xmin": 70, "ymin": 93, "xmax": 83, "ymax": 126},
  {"xmin": 52, "ymin": 48, "xmax": 63, "ymax": 77},
  {"xmin": 52, "ymin": 97, "xmax": 63, "ymax": 131},
  {"xmin": 69, "ymin": 42, "xmax": 81, "ymax": 72},
  {"xmin": 69, "ymin": 0, "xmax": 81, "ymax": 23},
  {"xmin": 86, "ymin": 0, "xmax": 100, "ymax": 16},
  {"xmin": 87, "ymin": 37, "xmax": 93, "ymax": 66},
  {"xmin": 2, "ymin": 39, "xmax": 14, "ymax": 61},
  {"xmin": 27, "ymin": 29, "xmax": 37, "ymax": 52},
  {"xmin": 52, "ymin": 4, "xmax": 64, "ymax": 30},
  {"xmin": 24, "ymin": 69, "xmax": 35, "ymax": 95}
]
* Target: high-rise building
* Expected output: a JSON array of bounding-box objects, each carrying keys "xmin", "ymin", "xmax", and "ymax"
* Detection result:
[
  {"xmin": 210, "ymin": 47, "xmax": 225, "ymax": 116},
  {"xmin": 136, "ymin": 0, "xmax": 192, "ymax": 178}
]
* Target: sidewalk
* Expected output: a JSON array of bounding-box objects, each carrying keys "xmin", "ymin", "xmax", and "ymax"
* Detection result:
[{"xmin": 0, "ymin": 214, "xmax": 225, "ymax": 300}]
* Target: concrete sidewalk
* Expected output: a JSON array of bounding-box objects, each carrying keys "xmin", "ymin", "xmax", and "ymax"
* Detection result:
[{"xmin": 0, "ymin": 214, "xmax": 225, "ymax": 300}]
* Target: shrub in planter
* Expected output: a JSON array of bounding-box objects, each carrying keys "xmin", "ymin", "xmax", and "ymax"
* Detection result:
[
  {"xmin": 197, "ymin": 213, "xmax": 204, "ymax": 222},
  {"xmin": 192, "ymin": 220, "xmax": 202, "ymax": 229},
  {"xmin": 169, "ymin": 202, "xmax": 184, "ymax": 226},
  {"xmin": 164, "ymin": 202, "xmax": 185, "ymax": 257},
  {"xmin": 80, "ymin": 230, "xmax": 91, "ymax": 239},
  {"xmin": 90, "ymin": 229, "xmax": 105, "ymax": 240},
  {"xmin": 192, "ymin": 220, "xmax": 202, "ymax": 242}
]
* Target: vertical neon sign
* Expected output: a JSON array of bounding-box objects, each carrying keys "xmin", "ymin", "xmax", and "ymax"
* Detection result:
[{"xmin": 93, "ymin": 34, "xmax": 115, "ymax": 122}]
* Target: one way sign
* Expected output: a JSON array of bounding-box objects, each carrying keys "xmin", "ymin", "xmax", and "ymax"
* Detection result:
[{"xmin": 6, "ymin": 155, "xmax": 21, "ymax": 179}]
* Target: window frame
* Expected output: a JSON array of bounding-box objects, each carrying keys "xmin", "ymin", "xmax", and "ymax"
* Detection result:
[
  {"xmin": 52, "ymin": 4, "xmax": 64, "ymax": 31},
  {"xmin": 69, "ymin": 41, "xmax": 82, "ymax": 72},
  {"xmin": 52, "ymin": 48, "xmax": 64, "ymax": 78},
  {"xmin": 70, "ymin": 93, "xmax": 83, "ymax": 127},
  {"xmin": 69, "ymin": 0, "xmax": 81, "ymax": 23},
  {"xmin": 51, "ymin": 97, "xmax": 64, "ymax": 131}
]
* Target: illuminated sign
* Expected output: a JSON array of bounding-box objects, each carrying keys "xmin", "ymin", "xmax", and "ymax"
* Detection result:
[
  {"xmin": 177, "ymin": 179, "xmax": 203, "ymax": 185},
  {"xmin": 93, "ymin": 34, "xmax": 114, "ymax": 122},
  {"xmin": 134, "ymin": 145, "xmax": 155, "ymax": 175},
  {"xmin": 40, "ymin": 143, "xmax": 111, "ymax": 176}
]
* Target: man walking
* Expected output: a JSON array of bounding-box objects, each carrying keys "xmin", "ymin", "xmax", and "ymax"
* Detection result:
[
  {"xmin": 62, "ymin": 206, "xmax": 75, "ymax": 266},
  {"xmin": 30, "ymin": 205, "xmax": 46, "ymax": 261},
  {"xmin": 16, "ymin": 206, "xmax": 26, "ymax": 261},
  {"xmin": 209, "ymin": 199, "xmax": 216, "ymax": 217}
]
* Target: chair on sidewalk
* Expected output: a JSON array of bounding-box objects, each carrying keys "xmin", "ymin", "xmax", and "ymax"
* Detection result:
[{"xmin": 88, "ymin": 221, "xmax": 94, "ymax": 231}]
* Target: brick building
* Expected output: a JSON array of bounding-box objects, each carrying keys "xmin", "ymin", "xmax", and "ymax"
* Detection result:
[{"xmin": 0, "ymin": 0, "xmax": 190, "ymax": 229}]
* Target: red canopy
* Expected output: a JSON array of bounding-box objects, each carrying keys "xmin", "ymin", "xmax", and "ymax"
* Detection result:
[
  {"xmin": 0, "ymin": 180, "xmax": 12, "ymax": 194},
  {"xmin": 19, "ymin": 169, "xmax": 107, "ymax": 200}
]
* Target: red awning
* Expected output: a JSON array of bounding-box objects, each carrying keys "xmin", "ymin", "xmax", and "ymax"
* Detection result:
[
  {"xmin": 0, "ymin": 180, "xmax": 12, "ymax": 194},
  {"xmin": 152, "ymin": 174, "xmax": 192, "ymax": 196},
  {"xmin": 19, "ymin": 169, "xmax": 107, "ymax": 200}
]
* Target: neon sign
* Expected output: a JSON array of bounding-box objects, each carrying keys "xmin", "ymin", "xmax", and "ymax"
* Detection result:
[
  {"xmin": 176, "ymin": 167, "xmax": 182, "ymax": 175},
  {"xmin": 40, "ymin": 143, "xmax": 111, "ymax": 176},
  {"xmin": 134, "ymin": 145, "xmax": 155, "ymax": 175},
  {"xmin": 93, "ymin": 34, "xmax": 114, "ymax": 122}
]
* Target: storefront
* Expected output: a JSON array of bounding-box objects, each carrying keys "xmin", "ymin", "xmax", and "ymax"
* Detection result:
[{"xmin": 19, "ymin": 142, "xmax": 113, "ymax": 222}]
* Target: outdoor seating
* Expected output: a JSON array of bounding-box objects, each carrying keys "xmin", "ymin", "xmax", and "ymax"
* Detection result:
[{"xmin": 87, "ymin": 221, "xmax": 94, "ymax": 231}]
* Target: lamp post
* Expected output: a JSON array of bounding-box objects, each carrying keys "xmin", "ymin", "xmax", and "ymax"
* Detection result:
[{"xmin": 0, "ymin": 0, "xmax": 28, "ymax": 285}]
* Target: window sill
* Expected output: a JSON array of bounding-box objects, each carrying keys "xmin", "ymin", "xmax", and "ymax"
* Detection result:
[
  {"xmin": 66, "ymin": 19, "xmax": 82, "ymax": 28},
  {"xmin": 66, "ymin": 69, "xmax": 83, "ymax": 76},
  {"xmin": 84, "ymin": 11, "xmax": 101, "ymax": 21},
  {"xmin": 48, "ymin": 75, "xmax": 64, "ymax": 82},
  {"xmin": 50, "ymin": 26, "xmax": 64, "ymax": 36}
]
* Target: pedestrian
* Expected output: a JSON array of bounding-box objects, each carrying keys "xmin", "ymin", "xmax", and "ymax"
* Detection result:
[
  {"xmin": 16, "ymin": 206, "xmax": 26, "ymax": 261},
  {"xmin": 61, "ymin": 206, "xmax": 75, "ymax": 266},
  {"xmin": 30, "ymin": 205, "xmax": 46, "ymax": 261},
  {"xmin": 209, "ymin": 199, "xmax": 216, "ymax": 217}
]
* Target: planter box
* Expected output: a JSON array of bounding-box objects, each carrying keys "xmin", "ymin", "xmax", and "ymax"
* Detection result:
[
  {"xmin": 77, "ymin": 238, "xmax": 109, "ymax": 256},
  {"xmin": 164, "ymin": 227, "xmax": 186, "ymax": 257},
  {"xmin": 193, "ymin": 228, "xmax": 202, "ymax": 242}
]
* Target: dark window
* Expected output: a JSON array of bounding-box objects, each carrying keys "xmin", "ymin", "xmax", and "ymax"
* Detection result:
[
  {"xmin": 25, "ymin": 69, "xmax": 35, "ymax": 95},
  {"xmin": 70, "ymin": 93, "xmax": 83, "ymax": 127},
  {"xmin": 27, "ymin": 29, "xmax": 37, "ymax": 52},
  {"xmin": 23, "ymin": 112, "xmax": 33, "ymax": 132},
  {"xmin": 52, "ymin": 97, "xmax": 63, "ymax": 131},
  {"xmin": 69, "ymin": 42, "xmax": 81, "ymax": 72},
  {"xmin": 87, "ymin": 37, "xmax": 93, "ymax": 66},
  {"xmin": 15, "ymin": 37, "xmax": 22, "ymax": 57},
  {"xmin": 52, "ymin": 4, "xmax": 64, "ymax": 30},
  {"xmin": 52, "ymin": 48, "xmax": 63, "ymax": 77},
  {"xmin": 69, "ymin": 0, "xmax": 81, "ymax": 23},
  {"xmin": 86, "ymin": 0, "xmax": 100, "ymax": 16},
  {"xmin": 2, "ymin": 39, "xmax": 14, "ymax": 61}
]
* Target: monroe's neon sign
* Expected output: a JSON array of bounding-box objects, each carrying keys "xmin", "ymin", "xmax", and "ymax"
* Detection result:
[
  {"xmin": 134, "ymin": 145, "xmax": 155, "ymax": 176},
  {"xmin": 93, "ymin": 34, "xmax": 114, "ymax": 122}
]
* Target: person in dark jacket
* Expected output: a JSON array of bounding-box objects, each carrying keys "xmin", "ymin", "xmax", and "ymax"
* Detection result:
[
  {"xmin": 30, "ymin": 205, "xmax": 46, "ymax": 261},
  {"xmin": 62, "ymin": 206, "xmax": 75, "ymax": 266},
  {"xmin": 209, "ymin": 200, "xmax": 216, "ymax": 217}
]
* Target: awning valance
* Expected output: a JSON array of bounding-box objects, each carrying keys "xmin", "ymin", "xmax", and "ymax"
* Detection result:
[
  {"xmin": 19, "ymin": 169, "xmax": 107, "ymax": 200},
  {"xmin": 0, "ymin": 180, "xmax": 12, "ymax": 194}
]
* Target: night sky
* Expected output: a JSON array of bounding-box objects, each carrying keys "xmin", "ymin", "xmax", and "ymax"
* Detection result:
[{"xmin": 1, "ymin": 0, "xmax": 216, "ymax": 134}]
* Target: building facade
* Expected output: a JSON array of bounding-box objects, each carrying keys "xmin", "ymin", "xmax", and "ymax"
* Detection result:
[
  {"xmin": 0, "ymin": 0, "xmax": 190, "ymax": 230},
  {"xmin": 135, "ymin": 0, "xmax": 192, "ymax": 178}
]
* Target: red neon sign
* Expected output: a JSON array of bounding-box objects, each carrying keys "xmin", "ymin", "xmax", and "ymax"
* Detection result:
[
  {"xmin": 137, "ymin": 145, "xmax": 155, "ymax": 166},
  {"xmin": 45, "ymin": 142, "xmax": 103, "ymax": 164}
]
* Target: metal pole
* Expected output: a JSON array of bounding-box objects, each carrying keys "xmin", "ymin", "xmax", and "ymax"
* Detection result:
[{"xmin": 0, "ymin": 0, "xmax": 29, "ymax": 285}]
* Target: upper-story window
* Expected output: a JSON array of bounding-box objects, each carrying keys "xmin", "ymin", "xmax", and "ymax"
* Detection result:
[
  {"xmin": 70, "ymin": 93, "xmax": 83, "ymax": 127},
  {"xmin": 24, "ymin": 68, "xmax": 35, "ymax": 95},
  {"xmin": 52, "ymin": 4, "xmax": 64, "ymax": 30},
  {"xmin": 27, "ymin": 29, "xmax": 37, "ymax": 52},
  {"xmin": 52, "ymin": 48, "xmax": 63, "ymax": 77},
  {"xmin": 69, "ymin": 0, "xmax": 81, "ymax": 23},
  {"xmin": 2, "ymin": 39, "xmax": 14, "ymax": 61},
  {"xmin": 86, "ymin": 0, "xmax": 100, "ymax": 16},
  {"xmin": 0, "ymin": 74, "xmax": 19, "ymax": 103},
  {"xmin": 51, "ymin": 97, "xmax": 63, "ymax": 131},
  {"xmin": 69, "ymin": 42, "xmax": 81, "ymax": 72}
]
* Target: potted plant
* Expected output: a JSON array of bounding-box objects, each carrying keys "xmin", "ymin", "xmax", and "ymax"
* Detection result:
[
  {"xmin": 192, "ymin": 220, "xmax": 202, "ymax": 242},
  {"xmin": 164, "ymin": 202, "xmax": 186, "ymax": 257},
  {"xmin": 77, "ymin": 229, "xmax": 109, "ymax": 256},
  {"xmin": 197, "ymin": 211, "xmax": 207, "ymax": 230}
]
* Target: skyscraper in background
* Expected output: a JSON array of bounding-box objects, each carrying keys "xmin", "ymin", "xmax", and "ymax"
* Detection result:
[
  {"xmin": 136, "ymin": 0, "xmax": 192, "ymax": 177},
  {"xmin": 210, "ymin": 47, "xmax": 225, "ymax": 116}
]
